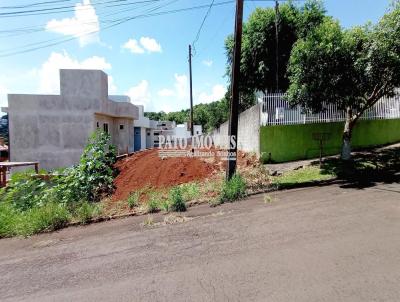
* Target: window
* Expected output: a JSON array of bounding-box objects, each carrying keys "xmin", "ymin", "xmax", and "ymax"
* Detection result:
[
  {"xmin": 103, "ymin": 123, "xmax": 109, "ymax": 134},
  {"xmin": 96, "ymin": 122, "xmax": 99, "ymax": 128},
  {"xmin": 119, "ymin": 124, "xmax": 124, "ymax": 130}
]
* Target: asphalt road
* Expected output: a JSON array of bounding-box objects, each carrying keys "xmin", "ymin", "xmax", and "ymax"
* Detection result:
[{"xmin": 1, "ymin": 182, "xmax": 400, "ymax": 302}]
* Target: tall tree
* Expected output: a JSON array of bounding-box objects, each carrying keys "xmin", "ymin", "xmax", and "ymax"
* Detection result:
[
  {"xmin": 286, "ymin": 2, "xmax": 400, "ymax": 159},
  {"xmin": 225, "ymin": 0, "xmax": 326, "ymax": 97}
]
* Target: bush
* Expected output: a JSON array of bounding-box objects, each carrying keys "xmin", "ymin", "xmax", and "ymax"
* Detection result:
[
  {"xmin": 219, "ymin": 174, "xmax": 246, "ymax": 203},
  {"xmin": 169, "ymin": 187, "xmax": 186, "ymax": 212},
  {"xmin": 0, "ymin": 130, "xmax": 116, "ymax": 237}
]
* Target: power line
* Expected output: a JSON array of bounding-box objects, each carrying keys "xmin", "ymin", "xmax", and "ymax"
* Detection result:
[
  {"xmin": 191, "ymin": 0, "xmax": 215, "ymax": 56},
  {"xmin": 0, "ymin": 0, "xmax": 234, "ymax": 57}
]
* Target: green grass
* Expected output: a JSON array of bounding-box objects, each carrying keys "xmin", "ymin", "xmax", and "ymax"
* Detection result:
[
  {"xmin": 127, "ymin": 191, "xmax": 140, "ymax": 209},
  {"xmin": 0, "ymin": 202, "xmax": 71, "ymax": 238},
  {"xmin": 219, "ymin": 174, "xmax": 247, "ymax": 203},
  {"xmin": 273, "ymin": 166, "xmax": 335, "ymax": 188}
]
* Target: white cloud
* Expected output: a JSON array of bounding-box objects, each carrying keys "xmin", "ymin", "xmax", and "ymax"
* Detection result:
[
  {"xmin": 202, "ymin": 59, "xmax": 213, "ymax": 67},
  {"xmin": 122, "ymin": 36, "xmax": 162, "ymax": 54},
  {"xmin": 174, "ymin": 74, "xmax": 188, "ymax": 99},
  {"xmin": 46, "ymin": 0, "xmax": 100, "ymax": 47},
  {"xmin": 36, "ymin": 51, "xmax": 113, "ymax": 94},
  {"xmin": 158, "ymin": 88, "xmax": 174, "ymax": 97},
  {"xmin": 198, "ymin": 84, "xmax": 227, "ymax": 104},
  {"xmin": 122, "ymin": 39, "xmax": 144, "ymax": 54},
  {"xmin": 125, "ymin": 80, "xmax": 151, "ymax": 108},
  {"xmin": 140, "ymin": 37, "xmax": 162, "ymax": 53}
]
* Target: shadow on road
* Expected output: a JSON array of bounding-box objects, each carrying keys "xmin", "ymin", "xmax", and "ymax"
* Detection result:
[{"xmin": 319, "ymin": 146, "xmax": 400, "ymax": 189}]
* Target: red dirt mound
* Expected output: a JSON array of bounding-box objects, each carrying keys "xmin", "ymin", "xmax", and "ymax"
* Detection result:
[{"xmin": 112, "ymin": 149, "xmax": 220, "ymax": 201}]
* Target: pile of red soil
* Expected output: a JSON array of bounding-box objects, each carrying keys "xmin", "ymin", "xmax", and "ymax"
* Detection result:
[{"xmin": 112, "ymin": 149, "xmax": 221, "ymax": 201}]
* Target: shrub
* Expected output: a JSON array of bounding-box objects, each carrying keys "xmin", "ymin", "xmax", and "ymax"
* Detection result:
[
  {"xmin": 127, "ymin": 192, "xmax": 140, "ymax": 209},
  {"xmin": 219, "ymin": 174, "xmax": 246, "ymax": 203},
  {"xmin": 0, "ymin": 202, "xmax": 18, "ymax": 238},
  {"xmin": 55, "ymin": 130, "xmax": 117, "ymax": 203},
  {"xmin": 169, "ymin": 187, "xmax": 186, "ymax": 212}
]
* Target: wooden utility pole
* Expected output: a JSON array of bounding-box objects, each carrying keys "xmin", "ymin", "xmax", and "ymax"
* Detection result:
[
  {"xmin": 226, "ymin": 0, "xmax": 244, "ymax": 180},
  {"xmin": 274, "ymin": 0, "xmax": 280, "ymax": 92},
  {"xmin": 188, "ymin": 45, "xmax": 194, "ymax": 137}
]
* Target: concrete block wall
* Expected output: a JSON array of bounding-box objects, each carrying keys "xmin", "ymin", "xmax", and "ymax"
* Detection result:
[
  {"xmin": 211, "ymin": 104, "xmax": 261, "ymax": 155},
  {"xmin": 8, "ymin": 94, "xmax": 95, "ymax": 170}
]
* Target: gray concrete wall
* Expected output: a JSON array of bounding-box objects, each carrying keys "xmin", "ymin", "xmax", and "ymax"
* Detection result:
[
  {"xmin": 8, "ymin": 94, "xmax": 94, "ymax": 170},
  {"xmin": 211, "ymin": 104, "xmax": 261, "ymax": 155},
  {"xmin": 7, "ymin": 69, "xmax": 139, "ymax": 170}
]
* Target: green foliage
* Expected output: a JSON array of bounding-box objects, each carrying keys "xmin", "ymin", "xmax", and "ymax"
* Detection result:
[
  {"xmin": 0, "ymin": 130, "xmax": 117, "ymax": 237},
  {"xmin": 74, "ymin": 201, "xmax": 102, "ymax": 225},
  {"xmin": 169, "ymin": 187, "xmax": 186, "ymax": 212},
  {"xmin": 145, "ymin": 97, "xmax": 229, "ymax": 133},
  {"xmin": 225, "ymin": 0, "xmax": 327, "ymax": 94},
  {"xmin": 179, "ymin": 182, "xmax": 200, "ymax": 202},
  {"xmin": 286, "ymin": 3, "xmax": 400, "ymax": 156},
  {"xmin": 0, "ymin": 202, "xmax": 70, "ymax": 238},
  {"xmin": 127, "ymin": 191, "xmax": 140, "ymax": 209},
  {"xmin": 273, "ymin": 166, "xmax": 335, "ymax": 188},
  {"xmin": 56, "ymin": 130, "xmax": 117, "ymax": 203},
  {"xmin": 219, "ymin": 174, "xmax": 246, "ymax": 203},
  {"xmin": 147, "ymin": 193, "xmax": 161, "ymax": 213}
]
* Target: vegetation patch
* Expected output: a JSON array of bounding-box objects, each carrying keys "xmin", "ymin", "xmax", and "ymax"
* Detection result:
[
  {"xmin": 219, "ymin": 174, "xmax": 247, "ymax": 203},
  {"xmin": 0, "ymin": 130, "xmax": 116, "ymax": 238},
  {"xmin": 272, "ymin": 166, "xmax": 335, "ymax": 189}
]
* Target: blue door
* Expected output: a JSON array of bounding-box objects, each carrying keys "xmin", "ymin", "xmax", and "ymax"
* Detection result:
[{"xmin": 134, "ymin": 127, "xmax": 141, "ymax": 151}]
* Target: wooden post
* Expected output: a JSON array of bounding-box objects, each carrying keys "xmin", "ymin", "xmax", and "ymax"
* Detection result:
[
  {"xmin": 34, "ymin": 163, "xmax": 39, "ymax": 174},
  {"xmin": 226, "ymin": 0, "xmax": 244, "ymax": 180},
  {"xmin": 1, "ymin": 167, "xmax": 6, "ymax": 187}
]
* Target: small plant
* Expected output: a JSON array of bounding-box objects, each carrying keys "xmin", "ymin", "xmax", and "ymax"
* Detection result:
[
  {"xmin": 160, "ymin": 200, "xmax": 170, "ymax": 212},
  {"xmin": 263, "ymin": 194, "xmax": 273, "ymax": 204},
  {"xmin": 219, "ymin": 174, "xmax": 246, "ymax": 203},
  {"xmin": 180, "ymin": 182, "xmax": 199, "ymax": 202},
  {"xmin": 75, "ymin": 201, "xmax": 102, "ymax": 224},
  {"xmin": 127, "ymin": 191, "xmax": 140, "ymax": 209},
  {"xmin": 142, "ymin": 215, "xmax": 154, "ymax": 227},
  {"xmin": 147, "ymin": 193, "xmax": 160, "ymax": 213},
  {"xmin": 169, "ymin": 187, "xmax": 186, "ymax": 212}
]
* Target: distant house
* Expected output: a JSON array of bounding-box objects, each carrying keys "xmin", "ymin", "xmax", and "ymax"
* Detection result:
[
  {"xmin": 151, "ymin": 121, "xmax": 203, "ymax": 148},
  {"xmin": 3, "ymin": 69, "xmax": 140, "ymax": 170}
]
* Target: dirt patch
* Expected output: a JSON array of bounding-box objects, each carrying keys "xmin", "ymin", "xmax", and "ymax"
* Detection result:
[{"xmin": 113, "ymin": 149, "xmax": 220, "ymax": 201}]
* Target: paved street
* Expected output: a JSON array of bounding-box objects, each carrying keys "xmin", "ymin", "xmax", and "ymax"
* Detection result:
[{"xmin": 1, "ymin": 182, "xmax": 400, "ymax": 302}]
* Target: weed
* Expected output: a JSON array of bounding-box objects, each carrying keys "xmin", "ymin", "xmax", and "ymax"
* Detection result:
[
  {"xmin": 142, "ymin": 215, "xmax": 154, "ymax": 227},
  {"xmin": 127, "ymin": 191, "xmax": 140, "ymax": 209},
  {"xmin": 75, "ymin": 201, "xmax": 102, "ymax": 225},
  {"xmin": 263, "ymin": 195, "xmax": 273, "ymax": 204},
  {"xmin": 147, "ymin": 193, "xmax": 160, "ymax": 213},
  {"xmin": 169, "ymin": 187, "xmax": 187, "ymax": 212},
  {"xmin": 180, "ymin": 182, "xmax": 199, "ymax": 202},
  {"xmin": 160, "ymin": 200, "xmax": 170, "ymax": 212},
  {"xmin": 219, "ymin": 174, "xmax": 246, "ymax": 203}
]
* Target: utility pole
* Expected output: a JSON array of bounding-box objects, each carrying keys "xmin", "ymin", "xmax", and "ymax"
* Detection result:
[
  {"xmin": 188, "ymin": 45, "xmax": 194, "ymax": 137},
  {"xmin": 226, "ymin": 0, "xmax": 244, "ymax": 180},
  {"xmin": 274, "ymin": 0, "xmax": 280, "ymax": 92}
]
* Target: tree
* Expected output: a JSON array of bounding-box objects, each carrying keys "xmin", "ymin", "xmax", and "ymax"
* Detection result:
[
  {"xmin": 225, "ymin": 0, "xmax": 326, "ymax": 97},
  {"xmin": 286, "ymin": 2, "xmax": 400, "ymax": 159}
]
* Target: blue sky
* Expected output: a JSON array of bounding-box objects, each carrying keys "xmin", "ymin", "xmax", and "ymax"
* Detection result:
[{"xmin": 0, "ymin": 0, "xmax": 392, "ymax": 113}]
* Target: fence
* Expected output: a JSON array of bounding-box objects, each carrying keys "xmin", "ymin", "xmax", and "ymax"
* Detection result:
[{"xmin": 259, "ymin": 92, "xmax": 400, "ymax": 126}]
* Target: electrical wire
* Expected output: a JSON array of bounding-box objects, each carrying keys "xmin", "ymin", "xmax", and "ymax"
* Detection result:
[
  {"xmin": 191, "ymin": 0, "xmax": 215, "ymax": 57},
  {"xmin": 0, "ymin": 0, "xmax": 234, "ymax": 58}
]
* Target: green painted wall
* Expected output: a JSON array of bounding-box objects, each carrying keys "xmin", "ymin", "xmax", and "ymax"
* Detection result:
[{"xmin": 260, "ymin": 119, "xmax": 400, "ymax": 163}]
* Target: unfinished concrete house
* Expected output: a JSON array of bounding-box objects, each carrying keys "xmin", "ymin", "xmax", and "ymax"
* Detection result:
[{"xmin": 4, "ymin": 69, "xmax": 139, "ymax": 170}]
